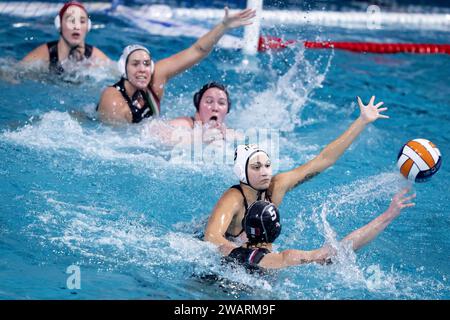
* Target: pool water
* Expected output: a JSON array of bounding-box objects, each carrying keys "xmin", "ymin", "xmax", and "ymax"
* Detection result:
[{"xmin": 0, "ymin": 5, "xmax": 449, "ymax": 299}]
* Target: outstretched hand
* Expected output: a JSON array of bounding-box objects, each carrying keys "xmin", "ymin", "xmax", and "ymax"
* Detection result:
[
  {"xmin": 222, "ymin": 7, "xmax": 256, "ymax": 29},
  {"xmin": 357, "ymin": 96, "xmax": 389, "ymax": 124},
  {"xmin": 387, "ymin": 188, "xmax": 416, "ymax": 219}
]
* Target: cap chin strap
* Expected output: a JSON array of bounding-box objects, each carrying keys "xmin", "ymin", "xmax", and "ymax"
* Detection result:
[
  {"xmin": 241, "ymin": 181, "xmax": 267, "ymax": 201},
  {"xmin": 257, "ymin": 190, "xmax": 263, "ymax": 201}
]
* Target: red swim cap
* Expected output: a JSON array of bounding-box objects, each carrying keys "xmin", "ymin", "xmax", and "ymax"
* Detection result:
[{"xmin": 58, "ymin": 1, "xmax": 88, "ymax": 21}]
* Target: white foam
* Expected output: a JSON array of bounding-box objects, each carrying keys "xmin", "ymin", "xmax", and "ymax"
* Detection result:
[
  {"xmin": 26, "ymin": 190, "xmax": 276, "ymax": 292},
  {"xmin": 1, "ymin": 111, "xmax": 243, "ymax": 179},
  {"xmin": 319, "ymin": 172, "xmax": 406, "ymax": 211},
  {"xmin": 0, "ymin": 57, "xmax": 118, "ymax": 84},
  {"xmin": 282, "ymin": 172, "xmax": 418, "ymax": 295}
]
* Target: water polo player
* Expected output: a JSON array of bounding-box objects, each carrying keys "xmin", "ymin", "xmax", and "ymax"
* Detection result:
[
  {"xmin": 21, "ymin": 1, "xmax": 110, "ymax": 73},
  {"xmin": 170, "ymin": 82, "xmax": 231, "ymax": 130},
  {"xmin": 168, "ymin": 82, "xmax": 243, "ymax": 142},
  {"xmin": 204, "ymin": 96, "xmax": 389, "ymax": 252},
  {"xmin": 97, "ymin": 8, "xmax": 256, "ymax": 124}
]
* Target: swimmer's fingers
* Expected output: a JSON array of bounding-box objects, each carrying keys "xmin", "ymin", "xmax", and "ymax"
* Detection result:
[
  {"xmin": 377, "ymin": 106, "xmax": 389, "ymax": 117},
  {"xmin": 223, "ymin": 7, "xmax": 256, "ymax": 28},
  {"xmin": 400, "ymin": 192, "xmax": 416, "ymax": 208},
  {"xmin": 375, "ymin": 101, "xmax": 384, "ymax": 108},
  {"xmin": 238, "ymin": 8, "xmax": 257, "ymax": 18},
  {"xmin": 224, "ymin": 6, "xmax": 229, "ymax": 19},
  {"xmin": 389, "ymin": 189, "xmax": 416, "ymax": 213},
  {"xmin": 357, "ymin": 96, "xmax": 365, "ymax": 109},
  {"xmin": 391, "ymin": 188, "xmax": 409, "ymax": 202},
  {"xmin": 396, "ymin": 187, "xmax": 411, "ymax": 198},
  {"xmin": 397, "ymin": 188, "xmax": 416, "ymax": 200},
  {"xmin": 358, "ymin": 95, "xmax": 389, "ymax": 123},
  {"xmin": 403, "ymin": 194, "xmax": 417, "ymax": 205},
  {"xmin": 232, "ymin": 9, "xmax": 256, "ymax": 25},
  {"xmin": 236, "ymin": 8, "xmax": 257, "ymax": 17},
  {"xmin": 375, "ymin": 101, "xmax": 389, "ymax": 117}
]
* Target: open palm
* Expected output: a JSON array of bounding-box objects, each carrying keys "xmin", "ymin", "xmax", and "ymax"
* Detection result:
[
  {"xmin": 386, "ymin": 188, "xmax": 416, "ymax": 219},
  {"xmin": 222, "ymin": 7, "xmax": 256, "ymax": 29},
  {"xmin": 357, "ymin": 96, "xmax": 389, "ymax": 124}
]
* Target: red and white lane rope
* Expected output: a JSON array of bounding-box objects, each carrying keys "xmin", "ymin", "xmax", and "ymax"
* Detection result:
[{"xmin": 259, "ymin": 36, "xmax": 450, "ymax": 54}]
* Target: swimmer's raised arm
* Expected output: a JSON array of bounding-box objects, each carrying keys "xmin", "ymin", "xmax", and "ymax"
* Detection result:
[
  {"xmin": 271, "ymin": 96, "xmax": 389, "ymax": 202},
  {"xmin": 152, "ymin": 7, "xmax": 255, "ymax": 93},
  {"xmin": 259, "ymin": 189, "xmax": 415, "ymax": 269},
  {"xmin": 21, "ymin": 2, "xmax": 111, "ymax": 68}
]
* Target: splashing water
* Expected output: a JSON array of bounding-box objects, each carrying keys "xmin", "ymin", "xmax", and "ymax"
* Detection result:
[
  {"xmin": 1, "ymin": 9, "xmax": 449, "ymax": 299},
  {"xmin": 231, "ymin": 43, "xmax": 334, "ymax": 132}
]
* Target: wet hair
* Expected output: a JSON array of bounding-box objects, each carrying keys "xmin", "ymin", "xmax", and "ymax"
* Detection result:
[
  {"xmin": 59, "ymin": 1, "xmax": 88, "ymax": 20},
  {"xmin": 193, "ymin": 82, "xmax": 231, "ymax": 113}
]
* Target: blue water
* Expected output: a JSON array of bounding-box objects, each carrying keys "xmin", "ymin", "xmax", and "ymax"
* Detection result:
[{"xmin": 0, "ymin": 3, "xmax": 449, "ymax": 299}]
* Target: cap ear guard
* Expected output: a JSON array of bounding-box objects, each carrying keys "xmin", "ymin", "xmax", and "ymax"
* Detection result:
[
  {"xmin": 233, "ymin": 145, "xmax": 249, "ymax": 184},
  {"xmin": 233, "ymin": 144, "xmax": 269, "ymax": 186},
  {"xmin": 54, "ymin": 15, "xmax": 60, "ymax": 30},
  {"xmin": 233, "ymin": 163, "xmax": 247, "ymax": 185},
  {"xmin": 54, "ymin": 14, "xmax": 92, "ymax": 32},
  {"xmin": 117, "ymin": 58, "xmax": 154, "ymax": 79}
]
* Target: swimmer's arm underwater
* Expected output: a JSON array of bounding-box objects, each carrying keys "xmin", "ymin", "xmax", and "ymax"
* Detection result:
[
  {"xmin": 258, "ymin": 189, "xmax": 415, "ymax": 269},
  {"xmin": 271, "ymin": 96, "xmax": 389, "ymax": 202},
  {"xmin": 152, "ymin": 8, "xmax": 255, "ymax": 84}
]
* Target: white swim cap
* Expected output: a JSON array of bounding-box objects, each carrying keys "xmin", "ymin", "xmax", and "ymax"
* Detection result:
[
  {"xmin": 233, "ymin": 144, "xmax": 269, "ymax": 186},
  {"xmin": 117, "ymin": 44, "xmax": 154, "ymax": 79}
]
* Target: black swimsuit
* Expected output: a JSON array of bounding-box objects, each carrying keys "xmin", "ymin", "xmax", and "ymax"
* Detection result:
[
  {"xmin": 225, "ymin": 184, "xmax": 273, "ymax": 239},
  {"xmin": 47, "ymin": 40, "xmax": 93, "ymax": 74},
  {"xmin": 223, "ymin": 186, "xmax": 276, "ymax": 271},
  {"xmin": 225, "ymin": 247, "xmax": 270, "ymax": 271},
  {"xmin": 105, "ymin": 77, "xmax": 161, "ymax": 123}
]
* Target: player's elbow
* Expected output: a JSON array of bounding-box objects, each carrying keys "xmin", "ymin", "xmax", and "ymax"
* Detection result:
[
  {"xmin": 203, "ymin": 231, "xmax": 221, "ymax": 245},
  {"xmin": 193, "ymin": 42, "xmax": 210, "ymax": 55},
  {"xmin": 315, "ymin": 152, "xmax": 335, "ymax": 170}
]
